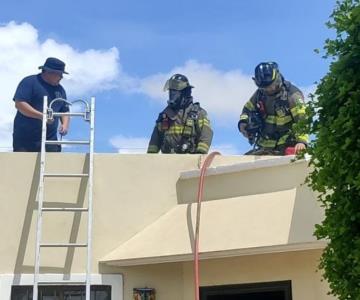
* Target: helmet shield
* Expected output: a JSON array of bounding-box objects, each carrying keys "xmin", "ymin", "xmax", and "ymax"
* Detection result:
[
  {"xmin": 163, "ymin": 74, "xmax": 191, "ymax": 91},
  {"xmin": 254, "ymin": 62, "xmax": 279, "ymax": 88}
]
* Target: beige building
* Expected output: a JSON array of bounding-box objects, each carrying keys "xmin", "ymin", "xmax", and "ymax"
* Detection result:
[{"xmin": 0, "ymin": 152, "xmax": 335, "ymax": 300}]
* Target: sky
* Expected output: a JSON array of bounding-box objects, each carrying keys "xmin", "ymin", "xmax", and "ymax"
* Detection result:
[{"xmin": 0, "ymin": 0, "xmax": 337, "ymax": 154}]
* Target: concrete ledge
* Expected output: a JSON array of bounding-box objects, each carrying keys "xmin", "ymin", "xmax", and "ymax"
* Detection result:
[
  {"xmin": 180, "ymin": 155, "xmax": 310, "ymax": 179},
  {"xmin": 102, "ymin": 241, "xmax": 326, "ymax": 267}
]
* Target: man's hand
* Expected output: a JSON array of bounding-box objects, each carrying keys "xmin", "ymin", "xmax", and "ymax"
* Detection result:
[
  {"xmin": 239, "ymin": 122, "xmax": 249, "ymax": 138},
  {"xmin": 59, "ymin": 115, "xmax": 70, "ymax": 136},
  {"xmin": 294, "ymin": 142, "xmax": 306, "ymax": 154},
  {"xmin": 59, "ymin": 124, "xmax": 69, "ymax": 136}
]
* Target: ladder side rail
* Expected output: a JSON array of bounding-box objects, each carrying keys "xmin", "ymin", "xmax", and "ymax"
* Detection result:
[
  {"xmin": 85, "ymin": 97, "xmax": 95, "ymax": 300},
  {"xmin": 33, "ymin": 95, "xmax": 49, "ymax": 300}
]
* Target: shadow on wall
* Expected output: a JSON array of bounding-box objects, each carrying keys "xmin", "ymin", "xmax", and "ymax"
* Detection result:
[
  {"xmin": 287, "ymin": 185, "xmax": 323, "ymax": 245},
  {"xmin": 12, "ymin": 154, "xmax": 40, "ymax": 282},
  {"xmin": 12, "ymin": 154, "xmax": 90, "ymax": 284},
  {"xmin": 176, "ymin": 162, "xmax": 309, "ymax": 204},
  {"xmin": 186, "ymin": 203, "xmax": 195, "ymax": 253}
]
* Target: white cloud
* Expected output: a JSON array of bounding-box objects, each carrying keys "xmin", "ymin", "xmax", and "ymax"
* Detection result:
[
  {"xmin": 0, "ymin": 122, "xmax": 12, "ymax": 151},
  {"xmin": 0, "ymin": 21, "xmax": 120, "ymax": 151},
  {"xmin": 210, "ymin": 143, "xmax": 240, "ymax": 155},
  {"xmin": 137, "ymin": 60, "xmax": 256, "ymax": 123},
  {"xmin": 109, "ymin": 135, "xmax": 148, "ymax": 154}
]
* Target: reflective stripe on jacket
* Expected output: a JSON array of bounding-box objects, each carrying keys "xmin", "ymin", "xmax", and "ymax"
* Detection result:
[
  {"xmin": 147, "ymin": 102, "xmax": 213, "ymax": 154},
  {"xmin": 239, "ymin": 81, "xmax": 309, "ymax": 149}
]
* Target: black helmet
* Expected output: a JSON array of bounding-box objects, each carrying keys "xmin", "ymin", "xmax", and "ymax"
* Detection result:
[
  {"xmin": 163, "ymin": 74, "xmax": 193, "ymax": 91},
  {"xmin": 253, "ymin": 62, "xmax": 280, "ymax": 88}
]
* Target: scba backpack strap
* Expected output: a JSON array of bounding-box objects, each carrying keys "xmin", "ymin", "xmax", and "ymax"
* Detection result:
[
  {"xmin": 178, "ymin": 102, "xmax": 201, "ymax": 153},
  {"xmin": 187, "ymin": 102, "xmax": 201, "ymax": 135}
]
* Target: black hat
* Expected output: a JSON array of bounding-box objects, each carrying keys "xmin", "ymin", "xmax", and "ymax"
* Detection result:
[{"xmin": 39, "ymin": 57, "xmax": 69, "ymax": 74}]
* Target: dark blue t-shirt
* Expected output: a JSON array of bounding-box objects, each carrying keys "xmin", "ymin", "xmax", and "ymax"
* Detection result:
[{"xmin": 13, "ymin": 74, "xmax": 69, "ymax": 144}]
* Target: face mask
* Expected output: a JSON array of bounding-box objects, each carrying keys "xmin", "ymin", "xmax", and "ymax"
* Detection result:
[
  {"xmin": 168, "ymin": 90, "xmax": 183, "ymax": 107},
  {"xmin": 261, "ymin": 76, "xmax": 282, "ymax": 96}
]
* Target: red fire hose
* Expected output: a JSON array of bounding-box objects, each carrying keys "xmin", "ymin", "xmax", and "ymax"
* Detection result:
[{"xmin": 194, "ymin": 152, "xmax": 221, "ymax": 300}]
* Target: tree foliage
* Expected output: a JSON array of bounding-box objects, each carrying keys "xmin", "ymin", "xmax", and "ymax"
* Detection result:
[{"xmin": 305, "ymin": 0, "xmax": 360, "ymax": 298}]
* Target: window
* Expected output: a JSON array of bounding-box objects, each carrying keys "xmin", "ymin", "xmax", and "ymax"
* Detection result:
[
  {"xmin": 11, "ymin": 285, "xmax": 111, "ymax": 300},
  {"xmin": 200, "ymin": 280, "xmax": 292, "ymax": 300}
]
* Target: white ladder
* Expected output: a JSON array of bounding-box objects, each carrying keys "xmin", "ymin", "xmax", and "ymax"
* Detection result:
[{"xmin": 33, "ymin": 96, "xmax": 95, "ymax": 300}]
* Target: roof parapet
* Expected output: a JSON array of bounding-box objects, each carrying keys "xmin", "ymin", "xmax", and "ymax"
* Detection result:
[{"xmin": 179, "ymin": 155, "xmax": 311, "ymax": 180}]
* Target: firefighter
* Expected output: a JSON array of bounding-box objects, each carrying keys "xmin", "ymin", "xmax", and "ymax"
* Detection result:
[
  {"xmin": 147, "ymin": 74, "xmax": 213, "ymax": 154},
  {"xmin": 238, "ymin": 62, "xmax": 308, "ymax": 155}
]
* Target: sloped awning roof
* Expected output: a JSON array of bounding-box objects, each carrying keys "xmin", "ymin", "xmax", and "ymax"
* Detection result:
[{"xmin": 101, "ymin": 188, "xmax": 325, "ymax": 266}]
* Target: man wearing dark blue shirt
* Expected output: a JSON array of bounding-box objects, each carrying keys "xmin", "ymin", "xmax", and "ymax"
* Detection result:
[{"xmin": 13, "ymin": 57, "xmax": 70, "ymax": 152}]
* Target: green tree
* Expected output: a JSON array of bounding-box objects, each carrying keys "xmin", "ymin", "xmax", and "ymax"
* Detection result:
[{"xmin": 305, "ymin": 0, "xmax": 360, "ymax": 299}]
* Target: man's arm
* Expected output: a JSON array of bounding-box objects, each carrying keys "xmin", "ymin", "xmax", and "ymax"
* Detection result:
[
  {"xmin": 147, "ymin": 124, "xmax": 162, "ymax": 153},
  {"xmin": 59, "ymin": 115, "xmax": 70, "ymax": 136},
  {"xmin": 58, "ymin": 92, "xmax": 70, "ymax": 136},
  {"xmin": 239, "ymin": 94, "xmax": 258, "ymax": 138},
  {"xmin": 15, "ymin": 101, "xmax": 42, "ymax": 119},
  {"xmin": 195, "ymin": 110, "xmax": 213, "ymax": 154}
]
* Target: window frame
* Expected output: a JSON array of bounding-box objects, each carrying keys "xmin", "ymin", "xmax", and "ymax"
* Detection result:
[
  {"xmin": 11, "ymin": 284, "xmax": 111, "ymax": 300},
  {"xmin": 200, "ymin": 280, "xmax": 292, "ymax": 300}
]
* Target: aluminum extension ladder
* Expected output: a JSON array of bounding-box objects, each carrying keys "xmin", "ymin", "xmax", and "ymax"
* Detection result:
[{"xmin": 33, "ymin": 96, "xmax": 95, "ymax": 300}]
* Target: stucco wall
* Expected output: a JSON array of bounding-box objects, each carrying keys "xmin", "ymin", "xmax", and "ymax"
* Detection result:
[
  {"xmin": 177, "ymin": 158, "xmax": 309, "ymax": 203},
  {"xmin": 0, "ymin": 153, "xmax": 200, "ymax": 274},
  {"xmin": 100, "ymin": 250, "xmax": 335, "ymax": 300},
  {"xmin": 0, "ymin": 152, "xmax": 334, "ymax": 299}
]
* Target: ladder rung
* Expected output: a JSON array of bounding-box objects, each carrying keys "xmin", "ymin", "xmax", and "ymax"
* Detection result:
[
  {"xmin": 40, "ymin": 243, "xmax": 88, "ymax": 247},
  {"xmin": 42, "ymin": 207, "xmax": 88, "ymax": 212},
  {"xmin": 43, "ymin": 173, "xmax": 89, "ymax": 178},
  {"xmin": 38, "ymin": 280, "xmax": 86, "ymax": 285},
  {"xmin": 46, "ymin": 140, "xmax": 90, "ymax": 145},
  {"xmin": 52, "ymin": 112, "xmax": 87, "ymax": 117}
]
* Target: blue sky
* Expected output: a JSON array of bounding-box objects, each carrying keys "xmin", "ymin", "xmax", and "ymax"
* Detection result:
[{"xmin": 0, "ymin": 0, "xmax": 336, "ymax": 153}]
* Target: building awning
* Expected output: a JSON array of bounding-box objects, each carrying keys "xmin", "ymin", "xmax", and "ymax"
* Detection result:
[{"xmin": 101, "ymin": 188, "xmax": 325, "ymax": 266}]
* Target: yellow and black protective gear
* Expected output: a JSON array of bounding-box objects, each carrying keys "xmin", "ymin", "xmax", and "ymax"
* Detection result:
[
  {"xmin": 147, "ymin": 102, "xmax": 213, "ymax": 154},
  {"xmin": 239, "ymin": 81, "xmax": 308, "ymax": 154}
]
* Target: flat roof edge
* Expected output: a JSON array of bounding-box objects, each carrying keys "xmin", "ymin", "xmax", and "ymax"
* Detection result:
[
  {"xmin": 179, "ymin": 155, "xmax": 311, "ymax": 180},
  {"xmin": 101, "ymin": 240, "xmax": 326, "ymax": 267}
]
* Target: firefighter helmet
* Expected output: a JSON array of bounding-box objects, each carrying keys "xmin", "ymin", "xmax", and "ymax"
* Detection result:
[
  {"xmin": 163, "ymin": 74, "xmax": 193, "ymax": 91},
  {"xmin": 253, "ymin": 62, "xmax": 280, "ymax": 88}
]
